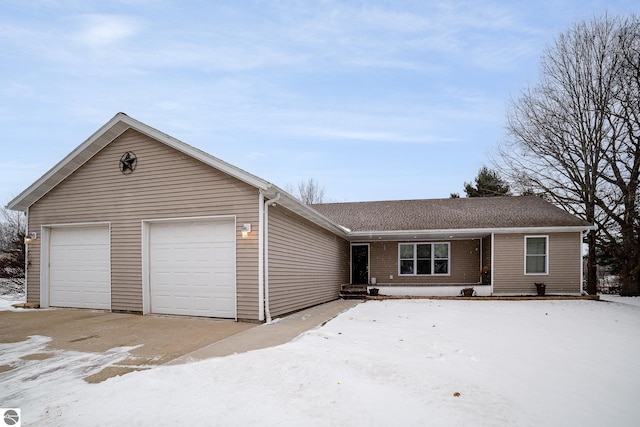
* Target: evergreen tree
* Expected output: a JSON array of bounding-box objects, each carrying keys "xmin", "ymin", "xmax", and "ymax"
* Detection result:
[{"xmin": 463, "ymin": 166, "xmax": 511, "ymax": 197}]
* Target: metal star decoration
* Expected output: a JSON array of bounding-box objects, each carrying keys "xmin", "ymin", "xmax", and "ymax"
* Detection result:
[{"xmin": 119, "ymin": 151, "xmax": 137, "ymax": 174}]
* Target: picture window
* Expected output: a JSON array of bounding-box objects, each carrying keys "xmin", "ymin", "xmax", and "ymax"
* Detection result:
[{"xmin": 399, "ymin": 242, "xmax": 449, "ymax": 276}]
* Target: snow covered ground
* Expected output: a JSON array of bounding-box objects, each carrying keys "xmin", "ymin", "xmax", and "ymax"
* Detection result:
[
  {"xmin": 599, "ymin": 294, "xmax": 640, "ymax": 307},
  {"xmin": 0, "ymin": 278, "xmax": 24, "ymax": 304},
  {"xmin": 1, "ymin": 297, "xmax": 639, "ymax": 426}
]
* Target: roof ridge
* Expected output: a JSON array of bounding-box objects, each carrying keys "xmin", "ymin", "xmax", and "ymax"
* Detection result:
[{"xmin": 313, "ymin": 195, "xmax": 536, "ymax": 206}]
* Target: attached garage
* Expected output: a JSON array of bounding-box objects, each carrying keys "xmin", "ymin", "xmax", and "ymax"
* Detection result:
[
  {"xmin": 47, "ymin": 224, "xmax": 111, "ymax": 310},
  {"xmin": 9, "ymin": 113, "xmax": 351, "ymax": 321},
  {"xmin": 146, "ymin": 217, "xmax": 236, "ymax": 319}
]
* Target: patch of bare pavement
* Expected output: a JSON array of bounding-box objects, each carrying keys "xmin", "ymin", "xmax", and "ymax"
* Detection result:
[
  {"xmin": 0, "ymin": 299, "xmax": 360, "ymax": 383},
  {"xmin": 0, "ymin": 308, "xmax": 254, "ymax": 383}
]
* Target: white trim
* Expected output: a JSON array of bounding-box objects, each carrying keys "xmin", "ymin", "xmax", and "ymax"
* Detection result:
[
  {"xmin": 141, "ymin": 221, "xmax": 150, "ymax": 315},
  {"xmin": 373, "ymin": 285, "xmax": 492, "ymax": 297},
  {"xmin": 524, "ymin": 235, "xmax": 549, "ymax": 275},
  {"xmin": 141, "ymin": 214, "xmax": 236, "ymax": 223},
  {"xmin": 398, "ymin": 242, "xmax": 451, "ymax": 276},
  {"xmin": 348, "ymin": 225, "xmax": 595, "ymax": 242},
  {"xmin": 350, "ymin": 243, "xmax": 370, "ymax": 284},
  {"xmin": 40, "ymin": 221, "xmax": 113, "ymax": 228},
  {"xmin": 141, "ymin": 215, "xmax": 237, "ymax": 319},
  {"xmin": 40, "ymin": 222, "xmax": 112, "ymax": 310},
  {"xmin": 490, "ymin": 233, "xmax": 495, "ymax": 295}
]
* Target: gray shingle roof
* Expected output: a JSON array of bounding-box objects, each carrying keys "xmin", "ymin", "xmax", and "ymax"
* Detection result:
[{"xmin": 311, "ymin": 196, "xmax": 591, "ymax": 232}]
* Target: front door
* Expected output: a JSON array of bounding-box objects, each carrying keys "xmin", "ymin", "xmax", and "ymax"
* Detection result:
[{"xmin": 351, "ymin": 244, "xmax": 369, "ymax": 284}]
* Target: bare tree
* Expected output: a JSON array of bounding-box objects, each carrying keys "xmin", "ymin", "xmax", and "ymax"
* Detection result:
[
  {"xmin": 496, "ymin": 14, "xmax": 640, "ymax": 295},
  {"xmin": 0, "ymin": 206, "xmax": 27, "ymax": 279},
  {"xmin": 596, "ymin": 20, "xmax": 640, "ymax": 295},
  {"xmin": 289, "ymin": 178, "xmax": 326, "ymax": 205}
]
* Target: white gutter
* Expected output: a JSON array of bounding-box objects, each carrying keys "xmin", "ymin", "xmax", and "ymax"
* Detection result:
[
  {"xmin": 263, "ymin": 192, "xmax": 281, "ymax": 323},
  {"xmin": 347, "ymin": 225, "xmax": 596, "ymax": 241}
]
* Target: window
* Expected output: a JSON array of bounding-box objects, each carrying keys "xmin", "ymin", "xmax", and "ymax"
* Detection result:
[
  {"xmin": 525, "ymin": 236, "xmax": 548, "ymax": 274},
  {"xmin": 399, "ymin": 243, "xmax": 449, "ymax": 276}
]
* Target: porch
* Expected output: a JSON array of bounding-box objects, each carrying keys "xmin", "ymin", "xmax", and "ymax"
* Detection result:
[{"xmin": 339, "ymin": 283, "xmax": 492, "ymax": 299}]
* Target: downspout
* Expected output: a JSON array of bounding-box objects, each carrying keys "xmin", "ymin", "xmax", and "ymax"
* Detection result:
[
  {"xmin": 263, "ymin": 192, "xmax": 281, "ymax": 323},
  {"xmin": 24, "ymin": 208, "xmax": 29, "ymax": 303},
  {"xmin": 258, "ymin": 191, "xmax": 265, "ymax": 321}
]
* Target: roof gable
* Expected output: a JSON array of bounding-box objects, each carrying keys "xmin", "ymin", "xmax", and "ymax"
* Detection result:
[{"xmin": 7, "ymin": 113, "xmax": 272, "ymax": 212}]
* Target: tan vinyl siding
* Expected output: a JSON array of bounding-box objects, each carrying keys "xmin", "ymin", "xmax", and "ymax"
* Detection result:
[
  {"xmin": 27, "ymin": 129, "xmax": 261, "ymax": 319},
  {"xmin": 267, "ymin": 204, "xmax": 349, "ymax": 318},
  {"xmin": 493, "ymin": 232, "xmax": 582, "ymax": 294},
  {"xmin": 25, "ymin": 226, "xmax": 40, "ymax": 303},
  {"xmin": 369, "ymin": 239, "xmax": 481, "ymax": 286}
]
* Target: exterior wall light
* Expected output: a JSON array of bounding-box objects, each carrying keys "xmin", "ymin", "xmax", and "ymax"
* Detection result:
[
  {"xmin": 24, "ymin": 232, "xmax": 37, "ymax": 244},
  {"xmin": 241, "ymin": 223, "xmax": 252, "ymax": 239}
]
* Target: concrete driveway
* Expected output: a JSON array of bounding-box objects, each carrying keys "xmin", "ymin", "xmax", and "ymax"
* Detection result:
[
  {"xmin": 0, "ymin": 308, "xmax": 254, "ymax": 383},
  {"xmin": 0, "ymin": 300, "xmax": 360, "ymax": 386}
]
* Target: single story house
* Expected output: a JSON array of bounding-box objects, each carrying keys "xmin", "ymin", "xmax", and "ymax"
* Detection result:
[{"xmin": 7, "ymin": 113, "xmax": 593, "ymax": 322}]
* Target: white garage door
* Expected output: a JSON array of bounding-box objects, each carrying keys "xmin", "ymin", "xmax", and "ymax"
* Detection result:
[
  {"xmin": 149, "ymin": 218, "xmax": 236, "ymax": 318},
  {"xmin": 49, "ymin": 225, "xmax": 111, "ymax": 309}
]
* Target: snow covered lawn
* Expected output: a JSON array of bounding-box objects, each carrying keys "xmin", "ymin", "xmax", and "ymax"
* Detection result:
[{"xmin": 2, "ymin": 298, "xmax": 639, "ymax": 426}]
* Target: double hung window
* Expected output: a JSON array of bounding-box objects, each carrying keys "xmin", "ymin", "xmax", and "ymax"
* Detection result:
[
  {"xmin": 525, "ymin": 236, "xmax": 548, "ymax": 274},
  {"xmin": 399, "ymin": 243, "xmax": 449, "ymax": 275}
]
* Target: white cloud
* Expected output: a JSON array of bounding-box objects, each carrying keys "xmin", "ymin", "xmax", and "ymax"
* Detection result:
[
  {"xmin": 264, "ymin": 1, "xmax": 542, "ymax": 73},
  {"xmin": 72, "ymin": 14, "xmax": 140, "ymax": 47},
  {"xmin": 302, "ymin": 127, "xmax": 451, "ymax": 144}
]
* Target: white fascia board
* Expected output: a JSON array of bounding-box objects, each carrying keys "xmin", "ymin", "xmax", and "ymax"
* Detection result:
[
  {"xmin": 348, "ymin": 225, "xmax": 595, "ymax": 241},
  {"xmin": 7, "ymin": 113, "xmax": 131, "ymax": 211}
]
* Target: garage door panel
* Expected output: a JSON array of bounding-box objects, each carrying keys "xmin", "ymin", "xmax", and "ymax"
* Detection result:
[
  {"xmin": 149, "ymin": 219, "xmax": 236, "ymax": 318},
  {"xmin": 212, "ymin": 298, "xmax": 234, "ymax": 317},
  {"xmin": 49, "ymin": 225, "xmax": 111, "ymax": 310}
]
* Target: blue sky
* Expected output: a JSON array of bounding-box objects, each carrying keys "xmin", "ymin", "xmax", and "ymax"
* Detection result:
[{"xmin": 1, "ymin": 0, "xmax": 637, "ymax": 206}]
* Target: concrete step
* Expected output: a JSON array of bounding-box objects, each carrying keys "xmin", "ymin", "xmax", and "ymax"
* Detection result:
[{"xmin": 340, "ymin": 284, "xmax": 369, "ymax": 299}]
